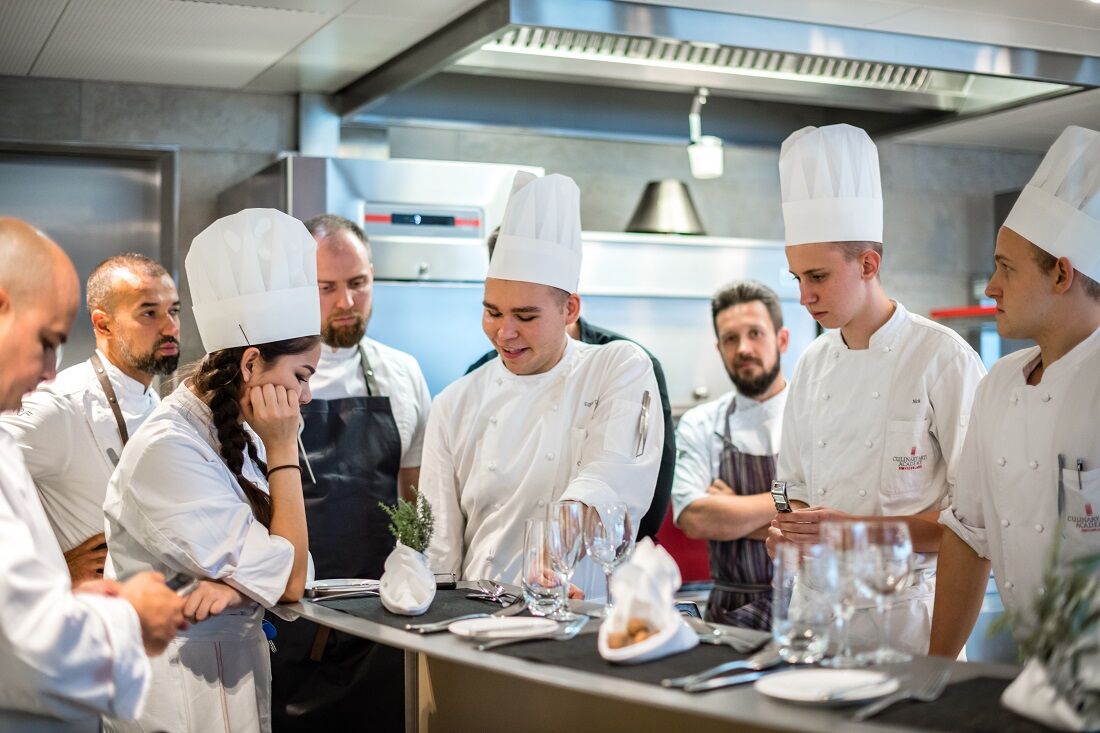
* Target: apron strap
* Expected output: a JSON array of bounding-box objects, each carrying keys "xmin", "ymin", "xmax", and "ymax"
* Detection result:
[
  {"xmin": 89, "ymin": 352, "xmax": 129, "ymax": 446},
  {"xmin": 357, "ymin": 344, "xmax": 381, "ymax": 398}
]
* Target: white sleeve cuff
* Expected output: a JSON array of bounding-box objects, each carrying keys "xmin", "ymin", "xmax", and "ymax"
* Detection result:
[
  {"xmin": 78, "ymin": 594, "xmax": 151, "ymax": 720},
  {"xmin": 224, "ymin": 526, "xmax": 295, "ymax": 608},
  {"xmin": 938, "ymin": 506, "xmax": 990, "ymax": 560}
]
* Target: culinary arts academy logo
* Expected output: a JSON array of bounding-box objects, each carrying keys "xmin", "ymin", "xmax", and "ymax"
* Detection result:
[
  {"xmin": 893, "ymin": 445, "xmax": 927, "ymax": 471},
  {"xmin": 1067, "ymin": 502, "xmax": 1100, "ymax": 533}
]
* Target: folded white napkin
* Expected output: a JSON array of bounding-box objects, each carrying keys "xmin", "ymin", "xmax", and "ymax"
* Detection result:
[
  {"xmin": 1002, "ymin": 657, "xmax": 1100, "ymax": 731},
  {"xmin": 379, "ymin": 543, "xmax": 436, "ymax": 616},
  {"xmin": 598, "ymin": 538, "xmax": 698, "ymax": 664}
]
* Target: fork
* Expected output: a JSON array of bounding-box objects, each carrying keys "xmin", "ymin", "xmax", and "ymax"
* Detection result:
[
  {"xmin": 685, "ymin": 617, "xmax": 771, "ymax": 654},
  {"xmin": 475, "ymin": 616, "xmax": 589, "ymax": 651},
  {"xmin": 851, "ymin": 667, "xmax": 952, "ymax": 722}
]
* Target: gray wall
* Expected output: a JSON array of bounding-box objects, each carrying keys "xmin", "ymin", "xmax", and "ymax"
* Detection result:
[
  {"xmin": 0, "ymin": 76, "xmax": 297, "ymax": 362},
  {"xmin": 368, "ymin": 123, "xmax": 1042, "ymax": 318}
]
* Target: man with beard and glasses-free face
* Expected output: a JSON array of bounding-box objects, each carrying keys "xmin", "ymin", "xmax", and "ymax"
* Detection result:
[
  {"xmin": 1, "ymin": 253, "xmax": 180, "ymax": 585},
  {"xmin": 420, "ymin": 173, "xmax": 663, "ymax": 600},
  {"xmin": 672, "ymin": 281, "xmax": 789, "ymax": 630},
  {"xmin": 267, "ymin": 214, "xmax": 431, "ymax": 732},
  {"xmin": 767, "ymin": 124, "xmax": 986, "ymax": 658}
]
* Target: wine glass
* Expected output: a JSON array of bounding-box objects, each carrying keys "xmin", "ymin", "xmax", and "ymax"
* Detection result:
[
  {"xmin": 820, "ymin": 520, "xmax": 871, "ymax": 668},
  {"xmin": 856, "ymin": 521, "xmax": 915, "ymax": 664},
  {"xmin": 521, "ymin": 519, "xmax": 564, "ymax": 617},
  {"xmin": 583, "ymin": 502, "xmax": 632, "ymax": 611},
  {"xmin": 771, "ymin": 542, "xmax": 837, "ymax": 664},
  {"xmin": 546, "ymin": 500, "xmax": 585, "ymax": 621}
]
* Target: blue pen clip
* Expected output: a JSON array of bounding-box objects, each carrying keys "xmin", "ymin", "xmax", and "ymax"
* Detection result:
[{"xmin": 262, "ymin": 619, "xmax": 277, "ymax": 653}]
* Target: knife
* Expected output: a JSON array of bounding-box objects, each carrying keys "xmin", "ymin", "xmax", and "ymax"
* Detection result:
[
  {"xmin": 683, "ymin": 667, "xmax": 785, "ymax": 693},
  {"xmin": 634, "ymin": 390, "xmax": 651, "ymax": 457}
]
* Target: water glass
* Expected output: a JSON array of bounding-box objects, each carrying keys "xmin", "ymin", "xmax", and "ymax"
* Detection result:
[
  {"xmin": 522, "ymin": 519, "xmax": 564, "ymax": 617},
  {"xmin": 771, "ymin": 542, "xmax": 837, "ymax": 664},
  {"xmin": 547, "ymin": 501, "xmax": 585, "ymax": 620},
  {"xmin": 820, "ymin": 520, "xmax": 871, "ymax": 668},
  {"xmin": 583, "ymin": 502, "xmax": 633, "ymax": 609},
  {"xmin": 856, "ymin": 521, "xmax": 915, "ymax": 664}
]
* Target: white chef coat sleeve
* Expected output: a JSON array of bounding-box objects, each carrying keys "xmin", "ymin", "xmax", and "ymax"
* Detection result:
[
  {"xmin": 0, "ymin": 390, "xmax": 74, "ymax": 484},
  {"xmin": 117, "ymin": 435, "xmax": 294, "ymax": 607},
  {"xmin": 776, "ymin": 365, "xmax": 809, "ymax": 505},
  {"xmin": 0, "ymin": 490, "xmax": 149, "ymax": 719},
  {"xmin": 928, "ymin": 349, "xmax": 987, "ymax": 510},
  {"xmin": 419, "ymin": 398, "xmax": 464, "ymax": 576},
  {"xmin": 401, "ymin": 362, "xmax": 432, "ymax": 469},
  {"xmin": 939, "ymin": 394, "xmax": 991, "ymax": 559},
  {"xmin": 560, "ymin": 343, "xmax": 663, "ymax": 522},
  {"xmin": 671, "ymin": 404, "xmax": 714, "ymax": 524}
]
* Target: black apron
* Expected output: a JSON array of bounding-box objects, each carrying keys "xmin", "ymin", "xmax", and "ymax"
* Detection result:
[
  {"xmin": 269, "ymin": 345, "xmax": 405, "ymax": 732},
  {"xmin": 705, "ymin": 397, "xmax": 776, "ymax": 631}
]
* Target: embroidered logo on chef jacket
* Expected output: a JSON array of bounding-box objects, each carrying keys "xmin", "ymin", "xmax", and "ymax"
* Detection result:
[
  {"xmin": 1067, "ymin": 507, "xmax": 1100, "ymax": 532},
  {"xmin": 893, "ymin": 445, "xmax": 928, "ymax": 471}
]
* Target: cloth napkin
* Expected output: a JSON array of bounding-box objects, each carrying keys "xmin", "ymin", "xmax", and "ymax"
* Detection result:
[
  {"xmin": 1001, "ymin": 657, "xmax": 1100, "ymax": 731},
  {"xmin": 379, "ymin": 543, "xmax": 436, "ymax": 616},
  {"xmin": 598, "ymin": 538, "xmax": 698, "ymax": 664}
]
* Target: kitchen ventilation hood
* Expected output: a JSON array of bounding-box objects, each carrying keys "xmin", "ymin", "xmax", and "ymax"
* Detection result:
[{"xmin": 337, "ymin": 0, "xmax": 1097, "ymax": 136}]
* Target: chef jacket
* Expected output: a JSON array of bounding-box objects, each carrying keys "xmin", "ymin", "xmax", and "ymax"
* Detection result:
[
  {"xmin": 420, "ymin": 338, "xmax": 663, "ymax": 598},
  {"xmin": 309, "ymin": 336, "xmax": 431, "ymax": 469},
  {"xmin": 777, "ymin": 302, "xmax": 985, "ymax": 653},
  {"xmin": 671, "ymin": 388, "xmax": 787, "ymax": 521},
  {"xmin": 941, "ymin": 325, "xmax": 1100, "ymax": 619},
  {"xmin": 1, "ymin": 350, "xmax": 158, "ymax": 551},
  {"xmin": 0, "ymin": 431, "xmax": 148, "ymax": 732}
]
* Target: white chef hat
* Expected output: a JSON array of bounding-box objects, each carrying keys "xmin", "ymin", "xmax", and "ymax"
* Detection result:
[
  {"xmin": 779, "ymin": 124, "xmax": 883, "ymax": 246},
  {"xmin": 487, "ymin": 172, "xmax": 582, "ymax": 293},
  {"xmin": 186, "ymin": 208, "xmax": 320, "ymax": 354},
  {"xmin": 1003, "ymin": 125, "xmax": 1100, "ymax": 282}
]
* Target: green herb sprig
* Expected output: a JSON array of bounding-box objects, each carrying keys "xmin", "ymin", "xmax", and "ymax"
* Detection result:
[{"xmin": 378, "ymin": 494, "xmax": 434, "ymax": 554}]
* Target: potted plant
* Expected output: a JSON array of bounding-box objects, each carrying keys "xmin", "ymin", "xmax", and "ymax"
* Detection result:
[{"xmin": 377, "ymin": 494, "xmax": 436, "ymax": 616}]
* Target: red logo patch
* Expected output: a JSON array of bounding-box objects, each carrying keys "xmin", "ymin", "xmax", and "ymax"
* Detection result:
[
  {"xmin": 910, "ymin": 446, "xmax": 917, "ymax": 456},
  {"xmin": 1088, "ymin": 504, "xmax": 1094, "ymax": 517}
]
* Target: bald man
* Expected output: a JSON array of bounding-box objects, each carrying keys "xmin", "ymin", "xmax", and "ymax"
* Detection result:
[
  {"xmin": 0, "ymin": 218, "xmax": 185, "ymax": 732},
  {"xmin": 2, "ymin": 254, "xmax": 180, "ymax": 584}
]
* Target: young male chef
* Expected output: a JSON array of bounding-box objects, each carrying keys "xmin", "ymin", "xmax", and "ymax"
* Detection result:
[
  {"xmin": 768, "ymin": 124, "xmax": 986, "ymax": 656},
  {"xmin": 672, "ymin": 280, "xmax": 789, "ymax": 630},
  {"xmin": 269, "ymin": 214, "xmax": 431, "ymax": 732},
  {"xmin": 2, "ymin": 254, "xmax": 180, "ymax": 584},
  {"xmin": 930, "ymin": 126, "xmax": 1100, "ymax": 658},
  {"xmin": 0, "ymin": 217, "xmax": 184, "ymax": 732},
  {"xmin": 419, "ymin": 172, "xmax": 663, "ymax": 599}
]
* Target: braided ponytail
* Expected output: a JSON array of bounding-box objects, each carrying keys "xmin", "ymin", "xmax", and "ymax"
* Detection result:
[{"xmin": 190, "ymin": 335, "xmax": 320, "ymax": 529}]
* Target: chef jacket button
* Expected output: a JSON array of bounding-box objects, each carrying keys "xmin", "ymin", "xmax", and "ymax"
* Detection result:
[
  {"xmin": 496, "ymin": 378, "xmax": 504, "ymax": 386},
  {"xmin": 883, "ymin": 346, "xmax": 892, "ymax": 353},
  {"xmin": 823, "ymin": 394, "xmax": 830, "ymax": 401},
  {"xmin": 489, "ymin": 416, "xmax": 497, "ymax": 425},
  {"xmin": 858, "ymin": 489, "xmax": 867, "ymax": 497},
  {"xmin": 817, "ymin": 440, "xmax": 826, "ymax": 448},
  {"xmin": 552, "ymin": 404, "xmax": 559, "ymax": 412},
  {"xmin": 1029, "ymin": 460, "xmax": 1039, "ymax": 469},
  {"xmin": 1009, "ymin": 394, "xmax": 1018, "ymax": 404},
  {"xmin": 1034, "ymin": 524, "xmax": 1044, "ymax": 533},
  {"xmin": 488, "ymin": 462, "xmax": 497, "ymax": 472},
  {"xmin": 998, "ymin": 457, "xmax": 1007, "ymax": 467},
  {"xmin": 545, "ymin": 452, "xmax": 555, "ymax": 461},
  {"xmin": 1005, "ymin": 581, "xmax": 1014, "ymax": 590},
  {"xmin": 486, "ymin": 555, "xmax": 494, "ymax": 563},
  {"xmin": 1041, "ymin": 393, "xmax": 1052, "ymax": 402},
  {"xmin": 833, "ymin": 352, "xmax": 840, "ymax": 359},
  {"xmin": 865, "ymin": 440, "xmax": 873, "ymax": 448},
  {"xmin": 1001, "ymin": 519, "xmax": 1010, "ymax": 528},
  {"xmin": 819, "ymin": 488, "xmax": 827, "ymax": 496},
  {"xmin": 537, "ymin": 500, "xmax": 546, "ymax": 508},
  {"xmin": 872, "ymin": 391, "xmax": 880, "ymax": 399}
]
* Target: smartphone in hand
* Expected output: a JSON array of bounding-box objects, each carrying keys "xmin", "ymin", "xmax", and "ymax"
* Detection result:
[{"xmin": 164, "ymin": 572, "xmax": 199, "ymax": 597}]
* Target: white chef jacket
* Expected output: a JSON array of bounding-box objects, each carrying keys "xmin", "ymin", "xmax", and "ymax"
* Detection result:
[
  {"xmin": 1, "ymin": 350, "xmax": 158, "ymax": 551},
  {"xmin": 671, "ymin": 388, "xmax": 787, "ymax": 522},
  {"xmin": 420, "ymin": 338, "xmax": 663, "ymax": 599},
  {"xmin": 941, "ymin": 325, "xmax": 1100, "ymax": 620},
  {"xmin": 777, "ymin": 302, "xmax": 986, "ymax": 653},
  {"xmin": 309, "ymin": 336, "xmax": 432, "ymax": 468},
  {"xmin": 103, "ymin": 383, "xmax": 295, "ymax": 733},
  {"xmin": 0, "ymin": 431, "xmax": 149, "ymax": 732}
]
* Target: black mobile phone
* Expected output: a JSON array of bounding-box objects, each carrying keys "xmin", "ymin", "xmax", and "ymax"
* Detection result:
[
  {"xmin": 770, "ymin": 480, "xmax": 793, "ymax": 513},
  {"xmin": 164, "ymin": 572, "xmax": 198, "ymax": 596},
  {"xmin": 674, "ymin": 601, "xmax": 702, "ymax": 619},
  {"xmin": 434, "ymin": 572, "xmax": 457, "ymax": 590}
]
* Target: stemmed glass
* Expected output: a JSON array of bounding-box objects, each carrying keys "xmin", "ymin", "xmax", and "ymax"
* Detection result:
[
  {"xmin": 521, "ymin": 519, "xmax": 565, "ymax": 617},
  {"xmin": 546, "ymin": 500, "xmax": 586, "ymax": 621},
  {"xmin": 583, "ymin": 502, "xmax": 634, "ymax": 610},
  {"xmin": 820, "ymin": 520, "xmax": 871, "ymax": 668},
  {"xmin": 856, "ymin": 521, "xmax": 915, "ymax": 664}
]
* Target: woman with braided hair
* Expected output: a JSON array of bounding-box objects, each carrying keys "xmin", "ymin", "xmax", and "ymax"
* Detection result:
[{"xmin": 103, "ymin": 209, "xmax": 323, "ymax": 733}]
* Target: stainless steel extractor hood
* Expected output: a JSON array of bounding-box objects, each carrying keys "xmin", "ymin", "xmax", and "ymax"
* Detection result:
[{"xmin": 336, "ymin": 0, "xmax": 1098, "ymax": 137}]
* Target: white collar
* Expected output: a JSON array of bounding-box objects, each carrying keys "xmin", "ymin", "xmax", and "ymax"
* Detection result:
[
  {"xmin": 95, "ymin": 349, "xmax": 153, "ymax": 398},
  {"xmin": 492, "ymin": 335, "xmax": 577, "ymax": 384}
]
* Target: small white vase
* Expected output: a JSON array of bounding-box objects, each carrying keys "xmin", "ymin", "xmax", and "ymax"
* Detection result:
[{"xmin": 379, "ymin": 542, "xmax": 436, "ymax": 616}]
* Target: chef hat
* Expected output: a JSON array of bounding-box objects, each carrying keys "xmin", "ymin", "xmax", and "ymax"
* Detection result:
[
  {"xmin": 1003, "ymin": 125, "xmax": 1100, "ymax": 282},
  {"xmin": 487, "ymin": 172, "xmax": 583, "ymax": 293},
  {"xmin": 186, "ymin": 208, "xmax": 320, "ymax": 354},
  {"xmin": 779, "ymin": 124, "xmax": 883, "ymax": 246}
]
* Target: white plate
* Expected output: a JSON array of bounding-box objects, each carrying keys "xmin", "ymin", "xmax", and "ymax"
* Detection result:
[
  {"xmin": 448, "ymin": 617, "xmax": 558, "ymax": 640},
  {"xmin": 306, "ymin": 578, "xmax": 379, "ymax": 590},
  {"xmin": 754, "ymin": 669, "xmax": 899, "ymax": 706}
]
